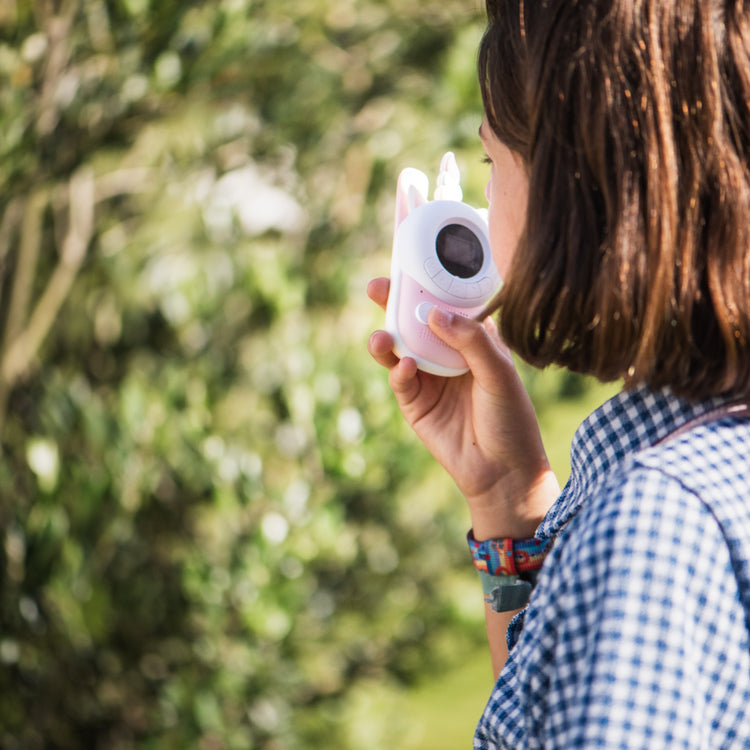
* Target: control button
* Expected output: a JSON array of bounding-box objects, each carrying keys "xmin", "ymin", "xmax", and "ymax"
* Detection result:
[
  {"xmin": 424, "ymin": 257, "xmax": 442, "ymax": 277},
  {"xmin": 432, "ymin": 269, "xmax": 454, "ymax": 293},
  {"xmin": 415, "ymin": 302, "xmax": 433, "ymax": 325},
  {"xmin": 466, "ymin": 282, "xmax": 484, "ymax": 299},
  {"xmin": 477, "ymin": 277, "xmax": 495, "ymax": 296},
  {"xmin": 451, "ymin": 281, "xmax": 472, "ymax": 299}
]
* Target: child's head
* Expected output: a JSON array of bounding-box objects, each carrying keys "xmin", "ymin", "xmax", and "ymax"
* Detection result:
[{"xmin": 480, "ymin": 0, "xmax": 750, "ymax": 399}]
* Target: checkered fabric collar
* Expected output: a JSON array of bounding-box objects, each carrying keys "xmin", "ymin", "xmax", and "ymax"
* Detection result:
[{"xmin": 536, "ymin": 384, "xmax": 732, "ymax": 540}]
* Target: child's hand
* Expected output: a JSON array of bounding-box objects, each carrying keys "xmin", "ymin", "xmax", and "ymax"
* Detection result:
[{"xmin": 367, "ymin": 277, "xmax": 558, "ymax": 539}]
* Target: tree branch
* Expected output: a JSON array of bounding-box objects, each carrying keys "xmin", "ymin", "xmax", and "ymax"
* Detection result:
[
  {"xmin": 0, "ymin": 197, "xmax": 25, "ymax": 287},
  {"xmin": 3, "ymin": 189, "xmax": 47, "ymax": 353},
  {"xmin": 1, "ymin": 167, "xmax": 94, "ymax": 386},
  {"xmin": 37, "ymin": 0, "xmax": 78, "ymax": 137}
]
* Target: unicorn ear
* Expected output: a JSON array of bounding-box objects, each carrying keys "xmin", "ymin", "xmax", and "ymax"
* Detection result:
[
  {"xmin": 394, "ymin": 167, "xmax": 429, "ymax": 229},
  {"xmin": 433, "ymin": 152, "xmax": 462, "ymax": 201}
]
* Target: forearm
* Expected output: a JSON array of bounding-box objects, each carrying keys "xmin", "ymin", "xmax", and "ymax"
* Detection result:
[
  {"xmin": 470, "ymin": 468, "xmax": 560, "ymax": 678},
  {"xmin": 468, "ymin": 467, "xmax": 560, "ymax": 541},
  {"xmin": 485, "ymin": 604, "xmax": 521, "ymax": 679}
]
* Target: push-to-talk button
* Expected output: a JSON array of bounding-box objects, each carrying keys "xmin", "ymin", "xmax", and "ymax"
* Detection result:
[{"xmin": 415, "ymin": 302, "xmax": 434, "ymax": 325}]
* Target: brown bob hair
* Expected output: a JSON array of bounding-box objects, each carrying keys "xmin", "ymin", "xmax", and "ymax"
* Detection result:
[{"xmin": 479, "ymin": 0, "xmax": 750, "ymax": 400}]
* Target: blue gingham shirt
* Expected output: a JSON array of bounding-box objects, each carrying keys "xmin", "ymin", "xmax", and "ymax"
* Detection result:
[{"xmin": 475, "ymin": 385, "xmax": 750, "ymax": 749}]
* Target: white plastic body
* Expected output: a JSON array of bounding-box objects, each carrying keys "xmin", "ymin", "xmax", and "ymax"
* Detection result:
[{"xmin": 385, "ymin": 158, "xmax": 500, "ymax": 377}]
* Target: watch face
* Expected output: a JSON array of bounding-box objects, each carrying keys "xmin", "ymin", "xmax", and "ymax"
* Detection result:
[{"xmin": 435, "ymin": 223, "xmax": 483, "ymax": 278}]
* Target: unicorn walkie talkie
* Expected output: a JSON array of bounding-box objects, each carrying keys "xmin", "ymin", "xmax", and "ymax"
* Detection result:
[{"xmin": 385, "ymin": 152, "xmax": 500, "ymax": 376}]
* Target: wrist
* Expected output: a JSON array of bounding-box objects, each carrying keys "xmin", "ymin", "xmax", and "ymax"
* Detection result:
[{"xmin": 465, "ymin": 468, "xmax": 559, "ymax": 540}]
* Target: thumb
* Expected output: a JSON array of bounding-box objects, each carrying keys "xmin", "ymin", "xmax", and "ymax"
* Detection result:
[{"xmin": 428, "ymin": 307, "xmax": 512, "ymax": 385}]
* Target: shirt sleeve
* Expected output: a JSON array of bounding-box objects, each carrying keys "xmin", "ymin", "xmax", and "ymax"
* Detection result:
[{"xmin": 477, "ymin": 464, "xmax": 750, "ymax": 749}]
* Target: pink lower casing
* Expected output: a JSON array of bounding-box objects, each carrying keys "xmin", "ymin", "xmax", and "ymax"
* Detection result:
[{"xmin": 393, "ymin": 272, "xmax": 486, "ymax": 376}]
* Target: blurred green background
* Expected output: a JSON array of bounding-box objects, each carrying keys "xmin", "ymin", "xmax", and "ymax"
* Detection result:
[{"xmin": 0, "ymin": 2, "xmax": 616, "ymax": 748}]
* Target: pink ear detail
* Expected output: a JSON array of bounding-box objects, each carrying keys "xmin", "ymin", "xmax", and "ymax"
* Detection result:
[
  {"xmin": 394, "ymin": 168, "xmax": 429, "ymax": 230},
  {"xmin": 407, "ymin": 184, "xmax": 426, "ymax": 211},
  {"xmin": 394, "ymin": 178, "xmax": 410, "ymax": 229}
]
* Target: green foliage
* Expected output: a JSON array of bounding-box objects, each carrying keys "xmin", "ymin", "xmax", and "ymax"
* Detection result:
[{"xmin": 0, "ymin": 2, "xmax": 611, "ymax": 749}]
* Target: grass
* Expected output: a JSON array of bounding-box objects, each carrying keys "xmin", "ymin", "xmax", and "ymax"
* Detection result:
[{"xmin": 396, "ymin": 649, "xmax": 493, "ymax": 749}]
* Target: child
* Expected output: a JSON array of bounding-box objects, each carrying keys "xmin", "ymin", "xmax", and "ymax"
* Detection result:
[{"xmin": 368, "ymin": 0, "xmax": 750, "ymax": 747}]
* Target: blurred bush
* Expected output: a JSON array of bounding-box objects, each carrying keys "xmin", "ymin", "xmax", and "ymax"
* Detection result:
[
  {"xmin": 0, "ymin": 2, "xmax": 493, "ymax": 748},
  {"xmin": 0, "ymin": 2, "xmax": 607, "ymax": 749}
]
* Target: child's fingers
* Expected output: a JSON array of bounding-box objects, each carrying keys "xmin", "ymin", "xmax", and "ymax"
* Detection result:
[
  {"xmin": 427, "ymin": 308, "xmax": 511, "ymax": 392},
  {"xmin": 482, "ymin": 315, "xmax": 513, "ymax": 360},
  {"xmin": 368, "ymin": 330, "xmax": 399, "ymax": 369},
  {"xmin": 366, "ymin": 277, "xmax": 390, "ymax": 310},
  {"xmin": 388, "ymin": 356, "xmax": 421, "ymax": 405}
]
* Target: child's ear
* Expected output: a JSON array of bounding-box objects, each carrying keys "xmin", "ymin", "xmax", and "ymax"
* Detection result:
[{"xmin": 394, "ymin": 168, "xmax": 428, "ymax": 229}]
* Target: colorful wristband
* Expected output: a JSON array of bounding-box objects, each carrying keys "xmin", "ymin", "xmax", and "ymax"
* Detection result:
[{"xmin": 467, "ymin": 529, "xmax": 552, "ymax": 577}]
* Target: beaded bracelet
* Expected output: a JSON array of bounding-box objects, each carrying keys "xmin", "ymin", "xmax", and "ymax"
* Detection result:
[{"xmin": 467, "ymin": 530, "xmax": 553, "ymax": 612}]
